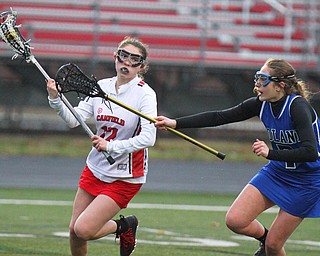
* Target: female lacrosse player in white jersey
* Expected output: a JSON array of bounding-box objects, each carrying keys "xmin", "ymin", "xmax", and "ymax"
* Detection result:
[
  {"xmin": 47, "ymin": 36, "xmax": 157, "ymax": 256},
  {"xmin": 155, "ymin": 59, "xmax": 320, "ymax": 256}
]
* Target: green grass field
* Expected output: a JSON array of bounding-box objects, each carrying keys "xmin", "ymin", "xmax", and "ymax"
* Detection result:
[
  {"xmin": 0, "ymin": 188, "xmax": 319, "ymax": 256},
  {"xmin": 0, "ymin": 133, "xmax": 319, "ymax": 255}
]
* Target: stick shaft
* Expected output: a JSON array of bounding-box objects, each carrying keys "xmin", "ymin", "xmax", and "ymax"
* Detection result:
[
  {"xmin": 105, "ymin": 94, "xmax": 225, "ymax": 160},
  {"xmin": 29, "ymin": 56, "xmax": 115, "ymax": 164}
]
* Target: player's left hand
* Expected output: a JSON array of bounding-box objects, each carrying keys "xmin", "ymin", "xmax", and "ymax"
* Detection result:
[
  {"xmin": 252, "ymin": 139, "xmax": 269, "ymax": 158},
  {"xmin": 154, "ymin": 116, "xmax": 177, "ymax": 130}
]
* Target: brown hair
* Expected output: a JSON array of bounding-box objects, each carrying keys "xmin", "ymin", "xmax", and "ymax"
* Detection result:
[
  {"xmin": 264, "ymin": 58, "xmax": 311, "ymax": 101},
  {"xmin": 117, "ymin": 36, "xmax": 149, "ymax": 80}
]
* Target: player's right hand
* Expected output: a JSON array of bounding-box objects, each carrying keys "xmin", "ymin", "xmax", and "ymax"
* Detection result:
[
  {"xmin": 47, "ymin": 79, "xmax": 60, "ymax": 99},
  {"xmin": 252, "ymin": 139, "xmax": 269, "ymax": 158}
]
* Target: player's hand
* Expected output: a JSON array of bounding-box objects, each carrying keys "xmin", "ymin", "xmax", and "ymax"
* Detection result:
[
  {"xmin": 47, "ymin": 79, "xmax": 60, "ymax": 99},
  {"xmin": 91, "ymin": 135, "xmax": 107, "ymax": 152},
  {"xmin": 252, "ymin": 139, "xmax": 269, "ymax": 158},
  {"xmin": 154, "ymin": 116, "xmax": 177, "ymax": 130}
]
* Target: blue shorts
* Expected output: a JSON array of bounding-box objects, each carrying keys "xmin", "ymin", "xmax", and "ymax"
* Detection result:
[{"xmin": 249, "ymin": 164, "xmax": 320, "ymax": 218}]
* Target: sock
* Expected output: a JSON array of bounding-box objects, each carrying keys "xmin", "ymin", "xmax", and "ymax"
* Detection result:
[
  {"xmin": 256, "ymin": 227, "xmax": 268, "ymax": 244},
  {"xmin": 114, "ymin": 215, "xmax": 128, "ymax": 236}
]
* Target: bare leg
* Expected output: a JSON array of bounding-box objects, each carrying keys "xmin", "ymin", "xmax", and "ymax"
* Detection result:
[
  {"xmin": 266, "ymin": 209, "xmax": 303, "ymax": 256},
  {"xmin": 69, "ymin": 188, "xmax": 95, "ymax": 256},
  {"xmin": 69, "ymin": 188, "xmax": 121, "ymax": 256},
  {"xmin": 225, "ymin": 184, "xmax": 275, "ymax": 238},
  {"xmin": 74, "ymin": 194, "xmax": 121, "ymax": 240}
]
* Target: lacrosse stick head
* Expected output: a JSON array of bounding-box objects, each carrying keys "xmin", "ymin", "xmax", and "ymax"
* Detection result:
[
  {"xmin": 0, "ymin": 9, "xmax": 33, "ymax": 61},
  {"xmin": 55, "ymin": 63, "xmax": 106, "ymax": 98}
]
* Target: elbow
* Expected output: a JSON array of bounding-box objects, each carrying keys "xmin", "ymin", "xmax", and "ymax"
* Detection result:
[
  {"xmin": 68, "ymin": 122, "xmax": 80, "ymax": 129},
  {"xmin": 148, "ymin": 136, "xmax": 156, "ymax": 147},
  {"xmin": 148, "ymin": 130, "xmax": 157, "ymax": 147},
  {"xmin": 139, "ymin": 130, "xmax": 156, "ymax": 148},
  {"xmin": 305, "ymin": 147, "xmax": 319, "ymax": 162},
  {"xmin": 309, "ymin": 153, "xmax": 319, "ymax": 162},
  {"xmin": 143, "ymin": 134, "xmax": 156, "ymax": 148}
]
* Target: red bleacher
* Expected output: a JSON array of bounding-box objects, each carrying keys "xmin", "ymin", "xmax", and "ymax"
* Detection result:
[{"xmin": 0, "ymin": 0, "xmax": 319, "ymax": 69}]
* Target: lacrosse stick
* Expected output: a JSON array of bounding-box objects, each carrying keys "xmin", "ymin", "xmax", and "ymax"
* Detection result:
[
  {"xmin": 0, "ymin": 9, "xmax": 115, "ymax": 164},
  {"xmin": 55, "ymin": 63, "xmax": 226, "ymax": 160}
]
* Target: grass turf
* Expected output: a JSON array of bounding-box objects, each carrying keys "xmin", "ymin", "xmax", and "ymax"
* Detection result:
[{"xmin": 0, "ymin": 188, "xmax": 319, "ymax": 256}]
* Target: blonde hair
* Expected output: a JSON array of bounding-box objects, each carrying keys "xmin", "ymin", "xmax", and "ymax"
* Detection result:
[
  {"xmin": 117, "ymin": 36, "xmax": 149, "ymax": 80},
  {"xmin": 264, "ymin": 58, "xmax": 311, "ymax": 101}
]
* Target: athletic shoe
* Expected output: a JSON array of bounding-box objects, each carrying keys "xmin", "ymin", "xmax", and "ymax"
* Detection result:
[
  {"xmin": 116, "ymin": 215, "xmax": 138, "ymax": 256},
  {"xmin": 254, "ymin": 242, "xmax": 266, "ymax": 256}
]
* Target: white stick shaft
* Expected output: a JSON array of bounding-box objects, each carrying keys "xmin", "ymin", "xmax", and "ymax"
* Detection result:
[
  {"xmin": 28, "ymin": 55, "xmax": 114, "ymax": 163},
  {"xmin": 29, "ymin": 55, "xmax": 51, "ymax": 81}
]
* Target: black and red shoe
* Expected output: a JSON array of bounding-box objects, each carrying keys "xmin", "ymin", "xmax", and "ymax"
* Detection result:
[
  {"xmin": 254, "ymin": 242, "xmax": 266, "ymax": 256},
  {"xmin": 115, "ymin": 215, "xmax": 138, "ymax": 256}
]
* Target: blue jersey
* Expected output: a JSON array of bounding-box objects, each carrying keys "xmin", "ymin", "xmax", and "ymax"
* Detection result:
[
  {"xmin": 250, "ymin": 94, "xmax": 320, "ymax": 217},
  {"xmin": 260, "ymin": 94, "xmax": 320, "ymax": 173}
]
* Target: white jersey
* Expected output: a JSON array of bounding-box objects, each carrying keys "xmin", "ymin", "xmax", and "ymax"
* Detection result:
[{"xmin": 49, "ymin": 75, "xmax": 157, "ymax": 184}]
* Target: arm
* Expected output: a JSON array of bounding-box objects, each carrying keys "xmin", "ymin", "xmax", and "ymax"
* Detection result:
[
  {"xmin": 47, "ymin": 79, "xmax": 93, "ymax": 128},
  {"xmin": 107, "ymin": 90, "xmax": 157, "ymax": 154},
  {"xmin": 175, "ymin": 97, "xmax": 261, "ymax": 129},
  {"xmin": 267, "ymin": 98, "xmax": 318, "ymax": 162}
]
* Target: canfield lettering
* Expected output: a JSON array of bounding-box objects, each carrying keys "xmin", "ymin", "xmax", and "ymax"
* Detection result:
[{"xmin": 97, "ymin": 115, "xmax": 125, "ymax": 126}]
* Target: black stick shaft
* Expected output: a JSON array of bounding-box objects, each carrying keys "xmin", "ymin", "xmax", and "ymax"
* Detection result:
[{"xmin": 104, "ymin": 94, "xmax": 226, "ymax": 160}]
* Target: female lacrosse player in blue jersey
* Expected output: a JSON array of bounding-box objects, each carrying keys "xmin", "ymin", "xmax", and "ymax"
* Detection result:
[
  {"xmin": 155, "ymin": 58, "xmax": 320, "ymax": 256},
  {"xmin": 47, "ymin": 36, "xmax": 157, "ymax": 256}
]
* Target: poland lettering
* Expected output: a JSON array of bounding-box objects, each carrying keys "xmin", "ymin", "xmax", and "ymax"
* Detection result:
[{"xmin": 267, "ymin": 128, "xmax": 300, "ymax": 144}]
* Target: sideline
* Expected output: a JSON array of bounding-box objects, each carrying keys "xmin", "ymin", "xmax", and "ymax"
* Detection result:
[
  {"xmin": 0, "ymin": 199, "xmax": 279, "ymax": 213},
  {"xmin": 53, "ymin": 230, "xmax": 240, "ymax": 247}
]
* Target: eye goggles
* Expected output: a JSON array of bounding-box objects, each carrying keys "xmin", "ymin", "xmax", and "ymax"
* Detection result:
[
  {"xmin": 115, "ymin": 49, "xmax": 145, "ymax": 67},
  {"xmin": 254, "ymin": 71, "xmax": 295, "ymax": 88}
]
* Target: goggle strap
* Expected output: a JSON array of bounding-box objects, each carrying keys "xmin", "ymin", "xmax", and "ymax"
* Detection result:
[
  {"xmin": 270, "ymin": 74, "xmax": 295, "ymax": 82},
  {"xmin": 256, "ymin": 72, "xmax": 295, "ymax": 82}
]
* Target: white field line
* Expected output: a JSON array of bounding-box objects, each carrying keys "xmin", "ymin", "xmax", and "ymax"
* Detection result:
[
  {"xmin": 53, "ymin": 231, "xmax": 240, "ymax": 247},
  {"xmin": 0, "ymin": 233, "xmax": 35, "ymax": 238},
  {"xmin": 232, "ymin": 235, "xmax": 320, "ymax": 248},
  {"xmin": 0, "ymin": 199, "xmax": 279, "ymax": 213}
]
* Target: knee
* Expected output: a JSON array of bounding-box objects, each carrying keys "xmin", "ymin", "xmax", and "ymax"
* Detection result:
[
  {"xmin": 225, "ymin": 210, "xmax": 244, "ymax": 233},
  {"xmin": 70, "ymin": 222, "xmax": 94, "ymax": 241},
  {"xmin": 69, "ymin": 222, "xmax": 77, "ymax": 238},
  {"xmin": 265, "ymin": 237, "xmax": 283, "ymax": 254},
  {"xmin": 69, "ymin": 227, "xmax": 79, "ymax": 240}
]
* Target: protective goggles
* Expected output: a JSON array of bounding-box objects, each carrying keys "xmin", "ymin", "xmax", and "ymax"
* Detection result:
[
  {"xmin": 254, "ymin": 71, "xmax": 295, "ymax": 88},
  {"xmin": 254, "ymin": 72, "xmax": 278, "ymax": 87},
  {"xmin": 116, "ymin": 49, "xmax": 145, "ymax": 67}
]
